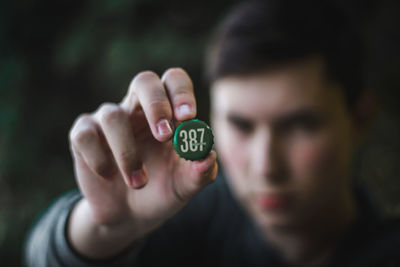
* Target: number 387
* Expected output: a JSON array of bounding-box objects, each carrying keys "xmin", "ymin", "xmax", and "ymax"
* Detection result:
[{"xmin": 179, "ymin": 128, "xmax": 205, "ymax": 152}]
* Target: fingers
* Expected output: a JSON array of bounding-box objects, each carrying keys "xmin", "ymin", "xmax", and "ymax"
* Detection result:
[
  {"xmin": 126, "ymin": 71, "xmax": 174, "ymax": 142},
  {"xmin": 192, "ymin": 150, "xmax": 218, "ymax": 187},
  {"xmin": 70, "ymin": 105, "xmax": 147, "ymax": 189},
  {"xmin": 174, "ymin": 151, "xmax": 218, "ymax": 203},
  {"xmin": 161, "ymin": 68, "xmax": 197, "ymax": 122},
  {"xmin": 121, "ymin": 68, "xmax": 197, "ymax": 141},
  {"xmin": 69, "ymin": 114, "xmax": 117, "ymax": 179},
  {"xmin": 71, "ymin": 68, "xmax": 198, "ymax": 191},
  {"xmin": 193, "ymin": 151, "xmax": 218, "ymax": 179},
  {"xmin": 93, "ymin": 103, "xmax": 147, "ymax": 189}
]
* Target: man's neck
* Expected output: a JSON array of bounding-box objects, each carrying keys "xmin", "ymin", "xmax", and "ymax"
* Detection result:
[{"xmin": 261, "ymin": 192, "xmax": 358, "ymax": 267}]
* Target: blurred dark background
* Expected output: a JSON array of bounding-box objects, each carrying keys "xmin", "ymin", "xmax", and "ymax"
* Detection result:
[{"xmin": 0, "ymin": 0, "xmax": 399, "ymax": 265}]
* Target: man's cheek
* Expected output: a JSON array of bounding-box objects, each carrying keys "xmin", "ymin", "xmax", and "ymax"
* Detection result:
[
  {"xmin": 291, "ymin": 141, "xmax": 337, "ymax": 176},
  {"xmin": 224, "ymin": 141, "xmax": 247, "ymax": 172}
]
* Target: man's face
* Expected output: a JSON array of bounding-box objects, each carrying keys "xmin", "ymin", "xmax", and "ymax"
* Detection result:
[{"xmin": 211, "ymin": 57, "xmax": 357, "ymax": 229}]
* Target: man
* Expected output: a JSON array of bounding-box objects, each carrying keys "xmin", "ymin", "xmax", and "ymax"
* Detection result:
[{"xmin": 24, "ymin": 0, "xmax": 400, "ymax": 266}]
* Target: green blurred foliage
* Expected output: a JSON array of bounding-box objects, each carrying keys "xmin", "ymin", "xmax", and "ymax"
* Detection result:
[{"xmin": 0, "ymin": 0, "xmax": 399, "ymax": 265}]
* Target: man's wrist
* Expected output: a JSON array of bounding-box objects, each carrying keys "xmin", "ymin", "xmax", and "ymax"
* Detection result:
[{"xmin": 67, "ymin": 198, "xmax": 140, "ymax": 259}]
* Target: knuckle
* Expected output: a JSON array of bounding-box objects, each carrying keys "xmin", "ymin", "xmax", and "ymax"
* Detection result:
[
  {"xmin": 173, "ymin": 185, "xmax": 191, "ymax": 204},
  {"xmin": 97, "ymin": 102, "xmax": 118, "ymax": 114},
  {"xmin": 118, "ymin": 150, "xmax": 140, "ymax": 171},
  {"xmin": 148, "ymin": 100, "xmax": 171, "ymax": 118},
  {"xmin": 119, "ymin": 149, "xmax": 136, "ymax": 162},
  {"xmin": 162, "ymin": 68, "xmax": 194, "ymax": 98},
  {"xmin": 98, "ymin": 104, "xmax": 126, "ymax": 125},
  {"xmin": 147, "ymin": 85, "xmax": 168, "ymax": 101},
  {"xmin": 73, "ymin": 126, "xmax": 98, "ymax": 146},
  {"xmin": 69, "ymin": 114, "xmax": 96, "ymax": 144},
  {"xmin": 70, "ymin": 114, "xmax": 91, "ymax": 136},
  {"xmin": 75, "ymin": 113, "xmax": 92, "ymax": 124}
]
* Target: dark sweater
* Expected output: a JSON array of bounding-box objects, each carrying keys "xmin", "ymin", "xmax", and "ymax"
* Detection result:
[{"xmin": 24, "ymin": 173, "xmax": 400, "ymax": 267}]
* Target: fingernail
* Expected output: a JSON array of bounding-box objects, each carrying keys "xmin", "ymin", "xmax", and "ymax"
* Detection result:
[
  {"xmin": 177, "ymin": 104, "xmax": 192, "ymax": 118},
  {"xmin": 157, "ymin": 119, "xmax": 172, "ymax": 136},
  {"xmin": 130, "ymin": 170, "xmax": 147, "ymax": 188}
]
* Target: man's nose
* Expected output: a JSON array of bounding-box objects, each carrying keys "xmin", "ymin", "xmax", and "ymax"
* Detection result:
[{"xmin": 251, "ymin": 129, "xmax": 284, "ymax": 183}]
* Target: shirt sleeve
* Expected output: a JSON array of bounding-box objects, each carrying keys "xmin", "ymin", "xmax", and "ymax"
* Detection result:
[
  {"xmin": 23, "ymin": 173, "xmax": 235, "ymax": 267},
  {"xmin": 23, "ymin": 189, "xmax": 143, "ymax": 267}
]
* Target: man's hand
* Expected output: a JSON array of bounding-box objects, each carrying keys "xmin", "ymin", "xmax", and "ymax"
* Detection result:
[{"xmin": 67, "ymin": 68, "xmax": 218, "ymax": 259}]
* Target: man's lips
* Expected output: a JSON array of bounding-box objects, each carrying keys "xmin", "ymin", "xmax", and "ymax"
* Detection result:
[{"xmin": 256, "ymin": 193, "xmax": 292, "ymax": 210}]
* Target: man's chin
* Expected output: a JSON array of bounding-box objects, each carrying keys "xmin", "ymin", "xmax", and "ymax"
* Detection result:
[{"xmin": 254, "ymin": 209, "xmax": 298, "ymax": 231}]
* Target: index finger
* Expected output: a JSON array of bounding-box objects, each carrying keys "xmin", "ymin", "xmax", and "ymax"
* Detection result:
[
  {"xmin": 120, "ymin": 80, "xmax": 139, "ymax": 113},
  {"xmin": 161, "ymin": 68, "xmax": 197, "ymax": 122}
]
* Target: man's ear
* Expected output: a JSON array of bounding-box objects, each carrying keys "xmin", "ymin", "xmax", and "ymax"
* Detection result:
[{"xmin": 351, "ymin": 90, "xmax": 379, "ymax": 140}]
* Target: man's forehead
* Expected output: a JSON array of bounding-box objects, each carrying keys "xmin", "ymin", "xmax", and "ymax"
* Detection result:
[
  {"xmin": 210, "ymin": 58, "xmax": 346, "ymax": 122},
  {"xmin": 212, "ymin": 76, "xmax": 325, "ymax": 113}
]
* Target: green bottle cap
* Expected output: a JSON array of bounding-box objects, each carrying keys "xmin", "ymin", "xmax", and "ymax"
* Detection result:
[{"xmin": 173, "ymin": 119, "xmax": 214, "ymax": 161}]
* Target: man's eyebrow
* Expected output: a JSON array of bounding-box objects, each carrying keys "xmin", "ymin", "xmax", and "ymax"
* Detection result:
[
  {"xmin": 226, "ymin": 113, "xmax": 256, "ymax": 131},
  {"xmin": 272, "ymin": 108, "xmax": 326, "ymax": 127},
  {"xmin": 225, "ymin": 108, "xmax": 326, "ymax": 127},
  {"xmin": 226, "ymin": 113, "xmax": 254, "ymax": 123}
]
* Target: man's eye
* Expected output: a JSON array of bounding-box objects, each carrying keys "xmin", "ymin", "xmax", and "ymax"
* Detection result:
[
  {"xmin": 228, "ymin": 116, "xmax": 254, "ymax": 134},
  {"xmin": 277, "ymin": 115, "xmax": 323, "ymax": 136},
  {"xmin": 287, "ymin": 117, "xmax": 322, "ymax": 133}
]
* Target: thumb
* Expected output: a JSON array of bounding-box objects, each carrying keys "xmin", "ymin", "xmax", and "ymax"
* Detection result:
[{"xmin": 175, "ymin": 151, "xmax": 218, "ymax": 202}]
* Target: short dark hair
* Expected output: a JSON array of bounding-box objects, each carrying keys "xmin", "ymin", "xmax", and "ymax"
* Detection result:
[{"xmin": 206, "ymin": 0, "xmax": 365, "ymax": 108}]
